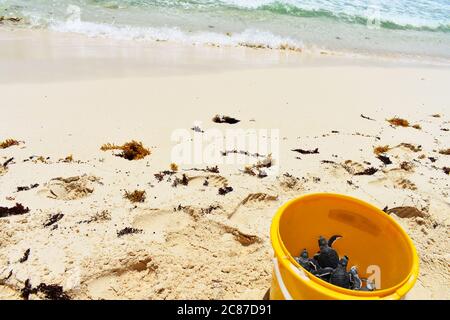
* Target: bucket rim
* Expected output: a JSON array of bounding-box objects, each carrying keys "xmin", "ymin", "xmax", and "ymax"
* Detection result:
[{"xmin": 270, "ymin": 192, "xmax": 419, "ymax": 299}]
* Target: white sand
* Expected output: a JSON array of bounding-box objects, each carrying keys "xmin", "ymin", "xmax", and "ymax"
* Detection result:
[{"xmin": 0, "ymin": 29, "xmax": 449, "ymax": 300}]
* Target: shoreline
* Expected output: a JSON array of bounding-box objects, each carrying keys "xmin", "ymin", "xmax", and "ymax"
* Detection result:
[
  {"xmin": 0, "ymin": 27, "xmax": 449, "ymax": 300},
  {"xmin": 1, "ymin": 28, "xmax": 450, "ymax": 84}
]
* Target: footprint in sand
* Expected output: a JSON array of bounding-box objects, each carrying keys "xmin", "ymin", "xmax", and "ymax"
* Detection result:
[
  {"xmin": 132, "ymin": 209, "xmax": 191, "ymax": 243},
  {"xmin": 187, "ymin": 174, "xmax": 229, "ymax": 188},
  {"xmin": 38, "ymin": 175, "xmax": 101, "ymax": 200},
  {"xmin": 86, "ymin": 257, "xmax": 156, "ymax": 300},
  {"xmin": 370, "ymin": 169, "xmax": 417, "ymax": 191},
  {"xmin": 228, "ymin": 193, "xmax": 279, "ymax": 219}
]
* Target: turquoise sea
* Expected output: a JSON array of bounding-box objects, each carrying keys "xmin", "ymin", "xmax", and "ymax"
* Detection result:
[{"xmin": 1, "ymin": 0, "xmax": 450, "ymax": 60}]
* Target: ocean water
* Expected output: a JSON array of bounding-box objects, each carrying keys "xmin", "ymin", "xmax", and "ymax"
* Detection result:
[{"xmin": 1, "ymin": 0, "xmax": 450, "ymax": 60}]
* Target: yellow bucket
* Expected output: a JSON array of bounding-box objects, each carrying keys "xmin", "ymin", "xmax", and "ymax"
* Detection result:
[{"xmin": 270, "ymin": 193, "xmax": 419, "ymax": 300}]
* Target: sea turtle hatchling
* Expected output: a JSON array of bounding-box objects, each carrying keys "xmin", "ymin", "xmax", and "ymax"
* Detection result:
[
  {"xmin": 315, "ymin": 235, "xmax": 342, "ymax": 269},
  {"xmin": 349, "ymin": 266, "xmax": 362, "ymax": 290},
  {"xmin": 294, "ymin": 249, "xmax": 318, "ymax": 272},
  {"xmin": 330, "ymin": 256, "xmax": 351, "ymax": 289}
]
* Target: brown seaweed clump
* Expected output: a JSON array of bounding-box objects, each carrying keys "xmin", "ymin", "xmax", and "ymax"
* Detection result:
[
  {"xmin": 439, "ymin": 148, "xmax": 450, "ymax": 155},
  {"xmin": 101, "ymin": 140, "xmax": 151, "ymax": 160},
  {"xmin": 387, "ymin": 117, "xmax": 410, "ymax": 127},
  {"xmin": 170, "ymin": 163, "xmax": 179, "ymax": 172},
  {"xmin": 0, "ymin": 203, "xmax": 30, "ymax": 218},
  {"xmin": 443, "ymin": 167, "xmax": 450, "ymax": 175},
  {"xmin": 373, "ymin": 145, "xmax": 390, "ymax": 155},
  {"xmin": 117, "ymin": 227, "xmax": 143, "ymax": 237},
  {"xmin": 397, "ymin": 143, "xmax": 422, "ymax": 152},
  {"xmin": 21, "ymin": 280, "xmax": 70, "ymax": 300},
  {"xmin": 0, "ymin": 139, "xmax": 20, "ymax": 149},
  {"xmin": 124, "ymin": 190, "xmax": 146, "ymax": 203}
]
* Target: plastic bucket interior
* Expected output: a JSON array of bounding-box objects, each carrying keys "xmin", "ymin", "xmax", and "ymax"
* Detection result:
[{"xmin": 270, "ymin": 193, "xmax": 419, "ymax": 300}]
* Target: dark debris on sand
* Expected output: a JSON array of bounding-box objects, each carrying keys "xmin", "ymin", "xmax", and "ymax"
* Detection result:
[
  {"xmin": 218, "ymin": 186, "xmax": 233, "ymax": 195},
  {"xmin": 17, "ymin": 183, "xmax": 39, "ymax": 192},
  {"xmin": 360, "ymin": 114, "xmax": 375, "ymax": 121},
  {"xmin": 221, "ymin": 150, "xmax": 265, "ymax": 158},
  {"xmin": 292, "ymin": 148, "xmax": 319, "ymax": 155},
  {"xmin": 443, "ymin": 167, "xmax": 450, "ymax": 175},
  {"xmin": 43, "ymin": 213, "xmax": 64, "ymax": 227},
  {"xmin": 21, "ymin": 280, "xmax": 71, "ymax": 300},
  {"xmin": 185, "ymin": 166, "xmax": 219, "ymax": 173},
  {"xmin": 117, "ymin": 227, "xmax": 143, "ymax": 237},
  {"xmin": 354, "ymin": 167, "xmax": 378, "ymax": 176},
  {"xmin": 172, "ymin": 174, "xmax": 189, "ymax": 187},
  {"xmin": 19, "ymin": 249, "xmax": 30, "ymax": 263},
  {"xmin": 154, "ymin": 170, "xmax": 176, "ymax": 182},
  {"xmin": 0, "ymin": 203, "xmax": 30, "ymax": 218},
  {"xmin": 3, "ymin": 157, "xmax": 14, "ymax": 168},
  {"xmin": 212, "ymin": 115, "xmax": 240, "ymax": 124},
  {"xmin": 36, "ymin": 283, "xmax": 71, "ymax": 300},
  {"xmin": 377, "ymin": 155, "xmax": 392, "ymax": 165}
]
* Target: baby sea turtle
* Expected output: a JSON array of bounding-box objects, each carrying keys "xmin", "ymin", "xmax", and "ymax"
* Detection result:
[
  {"xmin": 330, "ymin": 256, "xmax": 351, "ymax": 289},
  {"xmin": 349, "ymin": 266, "xmax": 362, "ymax": 290},
  {"xmin": 311, "ymin": 267, "xmax": 335, "ymax": 282},
  {"xmin": 295, "ymin": 249, "xmax": 317, "ymax": 272},
  {"xmin": 358, "ymin": 279, "xmax": 376, "ymax": 291},
  {"xmin": 315, "ymin": 235, "xmax": 342, "ymax": 269}
]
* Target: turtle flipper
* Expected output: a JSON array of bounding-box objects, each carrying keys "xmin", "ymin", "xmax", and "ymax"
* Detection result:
[
  {"xmin": 328, "ymin": 234, "xmax": 342, "ymax": 247},
  {"xmin": 312, "ymin": 267, "xmax": 334, "ymax": 278}
]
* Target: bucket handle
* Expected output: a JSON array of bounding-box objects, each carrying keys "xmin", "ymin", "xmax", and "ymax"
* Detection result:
[{"xmin": 273, "ymin": 257, "xmax": 311, "ymax": 300}]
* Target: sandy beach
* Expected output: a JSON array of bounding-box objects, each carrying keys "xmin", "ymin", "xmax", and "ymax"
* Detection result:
[{"xmin": 0, "ymin": 29, "xmax": 449, "ymax": 300}]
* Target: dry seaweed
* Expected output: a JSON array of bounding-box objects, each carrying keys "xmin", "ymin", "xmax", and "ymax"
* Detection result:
[
  {"xmin": 438, "ymin": 148, "xmax": 450, "ymax": 155},
  {"xmin": 154, "ymin": 170, "xmax": 175, "ymax": 182},
  {"xmin": 0, "ymin": 139, "xmax": 20, "ymax": 149},
  {"xmin": 387, "ymin": 117, "xmax": 410, "ymax": 127},
  {"xmin": 117, "ymin": 227, "xmax": 143, "ymax": 237},
  {"xmin": 170, "ymin": 163, "xmax": 179, "ymax": 172},
  {"xmin": 191, "ymin": 126, "xmax": 204, "ymax": 133},
  {"xmin": 3, "ymin": 157, "xmax": 14, "ymax": 168},
  {"xmin": 78, "ymin": 210, "xmax": 111, "ymax": 224},
  {"xmin": 291, "ymin": 148, "xmax": 319, "ymax": 155},
  {"xmin": 443, "ymin": 167, "xmax": 450, "ymax": 175},
  {"xmin": 400, "ymin": 161, "xmax": 414, "ymax": 171},
  {"xmin": 412, "ymin": 124, "xmax": 422, "ymax": 130},
  {"xmin": 431, "ymin": 114, "xmax": 441, "ymax": 118},
  {"xmin": 19, "ymin": 249, "xmax": 30, "ymax": 263},
  {"xmin": 221, "ymin": 149, "xmax": 265, "ymax": 158},
  {"xmin": 243, "ymin": 155, "xmax": 273, "ymax": 177},
  {"xmin": 124, "ymin": 190, "xmax": 146, "ymax": 203},
  {"xmin": 377, "ymin": 155, "xmax": 392, "ymax": 165},
  {"xmin": 17, "ymin": 183, "xmax": 39, "ymax": 192},
  {"xmin": 212, "ymin": 115, "xmax": 240, "ymax": 124},
  {"xmin": 397, "ymin": 143, "xmax": 422, "ymax": 152},
  {"xmin": 185, "ymin": 165, "xmax": 219, "ymax": 173},
  {"xmin": 428, "ymin": 157, "xmax": 437, "ymax": 163},
  {"xmin": 360, "ymin": 114, "xmax": 375, "ymax": 121},
  {"xmin": 172, "ymin": 174, "xmax": 189, "ymax": 187},
  {"xmin": 21, "ymin": 279, "xmax": 36, "ymax": 300},
  {"xmin": 0, "ymin": 203, "xmax": 30, "ymax": 218},
  {"xmin": 354, "ymin": 167, "xmax": 378, "ymax": 176},
  {"xmin": 43, "ymin": 213, "xmax": 64, "ymax": 227},
  {"xmin": 62, "ymin": 154, "xmax": 74, "ymax": 163},
  {"xmin": 373, "ymin": 145, "xmax": 390, "ymax": 155},
  {"xmin": 101, "ymin": 140, "xmax": 150, "ymax": 160},
  {"xmin": 218, "ymin": 186, "xmax": 233, "ymax": 195},
  {"xmin": 36, "ymin": 283, "xmax": 71, "ymax": 300}
]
